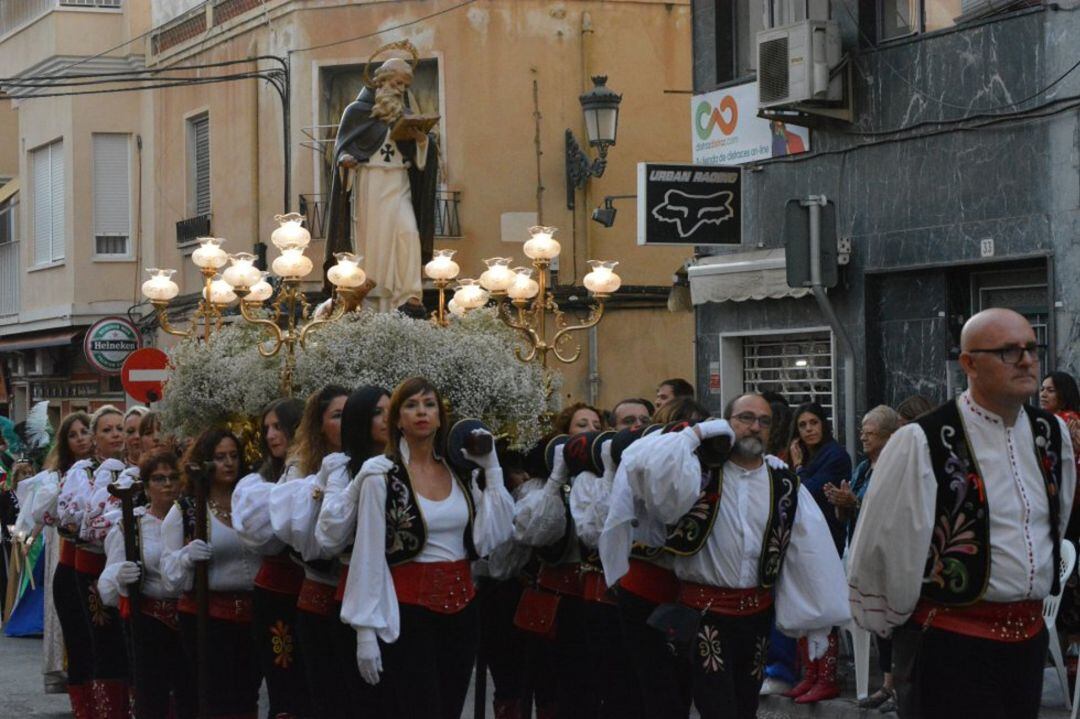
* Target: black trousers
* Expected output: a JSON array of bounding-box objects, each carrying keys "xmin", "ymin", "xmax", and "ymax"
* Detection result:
[
  {"xmin": 252, "ymin": 585, "xmax": 310, "ymax": 717},
  {"xmin": 74, "ymin": 567, "xmax": 128, "ymax": 682},
  {"xmin": 53, "ymin": 562, "xmax": 93, "ymax": 687},
  {"xmin": 877, "ymin": 635, "xmax": 893, "ymax": 675},
  {"xmin": 125, "ymin": 612, "xmax": 196, "ymax": 719},
  {"xmin": 328, "ymin": 609, "xmax": 383, "ymax": 719},
  {"xmin": 548, "ymin": 595, "xmax": 600, "ymax": 719},
  {"xmin": 690, "ymin": 609, "xmax": 773, "ymax": 719},
  {"xmin": 893, "ymin": 625, "xmax": 1048, "ymax": 719},
  {"xmin": 584, "ymin": 600, "xmax": 643, "ymax": 719},
  {"xmin": 615, "ymin": 589, "xmax": 693, "ymax": 719},
  {"xmin": 477, "ymin": 578, "xmax": 532, "ymax": 710},
  {"xmin": 381, "ymin": 601, "xmax": 478, "ymax": 719},
  {"xmin": 178, "ymin": 611, "xmax": 261, "ymax": 717},
  {"xmin": 296, "ymin": 607, "xmax": 378, "ymax": 719}
]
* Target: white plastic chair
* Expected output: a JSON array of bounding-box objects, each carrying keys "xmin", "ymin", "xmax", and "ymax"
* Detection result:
[
  {"xmin": 1044, "ymin": 540, "xmax": 1076, "ymax": 714},
  {"xmin": 845, "ymin": 621, "xmax": 871, "ymax": 700}
]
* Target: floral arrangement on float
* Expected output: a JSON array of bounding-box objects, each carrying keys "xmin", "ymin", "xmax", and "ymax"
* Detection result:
[{"xmin": 158, "ymin": 308, "xmax": 558, "ymax": 451}]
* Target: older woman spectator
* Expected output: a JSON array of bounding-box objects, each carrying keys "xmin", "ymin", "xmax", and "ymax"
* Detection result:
[{"xmin": 824, "ymin": 405, "xmax": 901, "ymax": 711}]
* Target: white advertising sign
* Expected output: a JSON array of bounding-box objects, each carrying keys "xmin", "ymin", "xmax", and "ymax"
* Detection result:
[{"xmin": 691, "ymin": 82, "xmax": 810, "ymax": 166}]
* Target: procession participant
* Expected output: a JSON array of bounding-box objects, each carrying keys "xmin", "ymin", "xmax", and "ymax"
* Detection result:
[
  {"xmin": 610, "ymin": 399, "xmax": 653, "ymax": 432},
  {"xmin": 138, "ymin": 412, "xmax": 175, "ymax": 458},
  {"xmin": 655, "ymin": 378, "xmax": 694, "ymax": 411},
  {"xmin": 56, "ymin": 405, "xmax": 129, "ymax": 717},
  {"xmin": 848, "ymin": 308, "xmax": 1076, "ymax": 719},
  {"xmin": 654, "ymin": 396, "xmax": 710, "ymax": 425},
  {"xmin": 161, "ymin": 429, "xmax": 262, "ymax": 718},
  {"xmin": 598, "ymin": 403, "xmax": 711, "ymax": 719},
  {"xmin": 97, "ymin": 451, "xmax": 195, "ymax": 719},
  {"xmin": 124, "ymin": 407, "xmax": 149, "ymax": 467},
  {"xmin": 12, "ymin": 411, "xmax": 93, "ymax": 717},
  {"xmin": 553, "ymin": 402, "xmax": 603, "ymax": 435},
  {"xmin": 660, "ymin": 394, "xmax": 849, "ymax": 719},
  {"xmin": 269, "ymin": 385, "xmax": 354, "ymax": 719},
  {"xmin": 231, "ymin": 397, "xmax": 309, "ymax": 718},
  {"xmin": 314, "ymin": 386, "xmax": 391, "ymax": 717},
  {"xmin": 341, "ymin": 377, "xmax": 514, "ymax": 719}
]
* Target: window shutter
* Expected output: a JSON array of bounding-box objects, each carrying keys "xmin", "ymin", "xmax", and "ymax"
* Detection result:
[
  {"xmin": 49, "ymin": 143, "xmax": 64, "ymax": 262},
  {"xmin": 32, "ymin": 145, "xmax": 51, "ymax": 266},
  {"xmin": 92, "ymin": 134, "xmax": 130, "ymax": 255},
  {"xmin": 192, "ymin": 116, "xmax": 210, "ymax": 216}
]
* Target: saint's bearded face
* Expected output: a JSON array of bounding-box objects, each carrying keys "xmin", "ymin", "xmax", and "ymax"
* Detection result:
[{"xmin": 371, "ymin": 71, "xmax": 409, "ymax": 123}]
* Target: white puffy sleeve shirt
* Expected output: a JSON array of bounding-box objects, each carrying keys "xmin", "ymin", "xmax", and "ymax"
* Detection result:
[
  {"xmin": 599, "ymin": 429, "xmax": 706, "ymax": 586},
  {"xmin": 570, "ymin": 468, "xmax": 614, "ymax": 549},
  {"xmin": 512, "ymin": 478, "xmax": 568, "ymax": 547},
  {"xmin": 271, "ymin": 453, "xmax": 349, "ymax": 561},
  {"xmin": 98, "ymin": 509, "xmax": 178, "ymax": 607},
  {"xmin": 847, "ymin": 392, "xmax": 1076, "ymax": 636},
  {"xmin": 12, "ymin": 469, "xmax": 61, "ymax": 540},
  {"xmin": 84, "ymin": 465, "xmax": 139, "ymax": 546},
  {"xmin": 57, "ymin": 459, "xmax": 96, "ymax": 535},
  {"xmin": 233, "ymin": 465, "xmax": 299, "ymax": 555},
  {"xmin": 160, "ymin": 503, "xmax": 262, "ymax": 594},
  {"xmin": 315, "ymin": 458, "xmax": 364, "ymax": 556},
  {"xmin": 339, "ymin": 446, "xmax": 514, "ymax": 645}
]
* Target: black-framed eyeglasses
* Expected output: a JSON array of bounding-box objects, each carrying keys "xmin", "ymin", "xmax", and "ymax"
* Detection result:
[
  {"xmin": 966, "ymin": 343, "xmax": 1045, "ymax": 366},
  {"xmin": 732, "ymin": 413, "xmax": 772, "ymax": 428}
]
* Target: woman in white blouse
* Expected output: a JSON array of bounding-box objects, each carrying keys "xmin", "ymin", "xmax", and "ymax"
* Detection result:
[
  {"xmin": 161, "ymin": 429, "xmax": 262, "ymax": 718},
  {"xmin": 12, "ymin": 411, "xmax": 93, "ymax": 717},
  {"xmin": 341, "ymin": 376, "xmax": 515, "ymax": 719},
  {"xmin": 98, "ymin": 450, "xmax": 194, "ymax": 719}
]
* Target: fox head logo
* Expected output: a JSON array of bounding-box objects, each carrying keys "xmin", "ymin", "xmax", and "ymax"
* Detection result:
[{"xmin": 651, "ymin": 190, "xmax": 735, "ymax": 239}]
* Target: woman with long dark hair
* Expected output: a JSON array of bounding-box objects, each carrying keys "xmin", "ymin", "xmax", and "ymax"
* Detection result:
[
  {"xmin": 341, "ymin": 377, "xmax": 514, "ymax": 719},
  {"xmin": 12, "ymin": 411, "xmax": 93, "ymax": 717},
  {"xmin": 231, "ymin": 397, "xmax": 308, "ymax": 718},
  {"xmin": 161, "ymin": 428, "xmax": 261, "ymax": 718},
  {"xmin": 269, "ymin": 384, "xmax": 355, "ymax": 718},
  {"xmin": 783, "ymin": 402, "xmax": 851, "ymax": 705},
  {"xmin": 56, "ymin": 405, "xmax": 130, "ymax": 718},
  {"xmin": 98, "ymin": 450, "xmax": 195, "ymax": 718}
]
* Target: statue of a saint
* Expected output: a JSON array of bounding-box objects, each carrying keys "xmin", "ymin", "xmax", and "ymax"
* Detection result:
[{"xmin": 324, "ymin": 54, "xmax": 439, "ymax": 314}]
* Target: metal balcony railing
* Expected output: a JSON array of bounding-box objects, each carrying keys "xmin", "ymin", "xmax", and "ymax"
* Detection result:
[
  {"xmin": 298, "ymin": 194, "xmax": 328, "ymax": 240},
  {"xmin": 0, "ymin": 241, "xmax": 19, "ymax": 317},
  {"xmin": 176, "ymin": 214, "xmax": 211, "ymax": 245},
  {"xmin": 299, "ymin": 190, "xmax": 462, "ymax": 240}
]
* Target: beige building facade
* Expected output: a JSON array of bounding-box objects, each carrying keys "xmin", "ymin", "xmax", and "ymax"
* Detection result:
[{"xmin": 0, "ymin": 0, "xmax": 696, "ymax": 421}]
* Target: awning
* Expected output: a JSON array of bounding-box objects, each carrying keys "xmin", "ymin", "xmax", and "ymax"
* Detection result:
[
  {"xmin": 0, "ymin": 177, "xmax": 19, "ymax": 205},
  {"xmin": 687, "ymin": 248, "xmax": 812, "ymax": 305},
  {"xmin": 0, "ymin": 329, "xmax": 81, "ymax": 353}
]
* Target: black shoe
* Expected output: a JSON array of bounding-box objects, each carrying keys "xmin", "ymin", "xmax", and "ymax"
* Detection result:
[
  {"xmin": 397, "ymin": 299, "xmax": 428, "ymax": 320},
  {"xmin": 858, "ymin": 687, "xmax": 896, "ymax": 709}
]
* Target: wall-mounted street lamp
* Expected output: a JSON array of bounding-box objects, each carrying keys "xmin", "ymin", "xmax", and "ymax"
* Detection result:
[
  {"xmin": 591, "ymin": 194, "xmax": 637, "ymax": 228},
  {"xmin": 565, "ymin": 76, "xmax": 622, "ymax": 210}
]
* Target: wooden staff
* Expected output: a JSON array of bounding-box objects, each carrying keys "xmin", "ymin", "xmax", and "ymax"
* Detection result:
[
  {"xmin": 108, "ymin": 479, "xmax": 144, "ymax": 717},
  {"xmin": 188, "ymin": 461, "xmax": 213, "ymax": 719}
]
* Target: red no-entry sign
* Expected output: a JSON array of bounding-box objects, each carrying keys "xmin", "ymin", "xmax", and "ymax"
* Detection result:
[{"xmin": 121, "ymin": 348, "xmax": 170, "ymax": 404}]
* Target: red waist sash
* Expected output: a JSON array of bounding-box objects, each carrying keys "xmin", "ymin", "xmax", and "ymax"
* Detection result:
[
  {"xmin": 537, "ymin": 563, "xmax": 585, "ymax": 598},
  {"xmin": 253, "ymin": 554, "xmax": 304, "ymax": 595},
  {"xmin": 118, "ymin": 596, "xmax": 179, "ymax": 630},
  {"xmin": 178, "ymin": 591, "xmax": 254, "ymax": 623},
  {"xmin": 335, "ymin": 564, "xmax": 349, "ymax": 603},
  {"xmin": 390, "ymin": 560, "xmax": 475, "ymax": 615},
  {"xmin": 678, "ymin": 582, "xmax": 774, "ymax": 617},
  {"xmin": 59, "ymin": 538, "xmax": 77, "ymax": 568},
  {"xmin": 582, "ymin": 569, "xmax": 616, "ymax": 605},
  {"xmin": 911, "ymin": 599, "xmax": 1044, "ymax": 643},
  {"xmin": 619, "ymin": 558, "xmax": 679, "ymax": 605},
  {"xmin": 74, "ymin": 547, "xmax": 106, "ymax": 576},
  {"xmin": 297, "ymin": 578, "xmax": 337, "ymax": 617}
]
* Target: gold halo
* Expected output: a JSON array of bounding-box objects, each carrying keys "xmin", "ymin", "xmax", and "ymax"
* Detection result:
[{"xmin": 362, "ymin": 39, "xmax": 421, "ymax": 89}]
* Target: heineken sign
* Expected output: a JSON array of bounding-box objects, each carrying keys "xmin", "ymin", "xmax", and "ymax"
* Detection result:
[{"xmin": 83, "ymin": 317, "xmax": 141, "ymax": 375}]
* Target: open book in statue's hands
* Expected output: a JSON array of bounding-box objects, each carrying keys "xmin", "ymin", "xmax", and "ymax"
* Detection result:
[{"xmin": 390, "ymin": 114, "xmax": 440, "ymax": 141}]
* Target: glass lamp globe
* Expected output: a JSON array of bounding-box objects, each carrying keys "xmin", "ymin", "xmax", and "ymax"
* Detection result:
[
  {"xmin": 141, "ymin": 268, "xmax": 180, "ymax": 302},
  {"xmin": 327, "ymin": 253, "xmax": 366, "ymax": 288},
  {"xmin": 191, "ymin": 237, "xmax": 229, "ymax": 270},
  {"xmin": 272, "ymin": 247, "xmax": 314, "ymax": 279},
  {"xmin": 479, "ymin": 258, "xmax": 515, "ymax": 293},
  {"xmin": 523, "ymin": 226, "xmax": 561, "ymax": 261},
  {"xmin": 222, "ymin": 253, "xmax": 262, "ymax": 290},
  {"xmin": 203, "ymin": 275, "xmax": 237, "ymax": 306},
  {"xmin": 507, "ymin": 268, "xmax": 540, "ymax": 301},
  {"xmin": 245, "ymin": 273, "xmax": 274, "ymax": 304},
  {"xmin": 270, "ymin": 213, "xmax": 312, "ymax": 251},
  {"xmin": 424, "ymin": 249, "xmax": 460, "ymax": 282},
  {"xmin": 447, "ymin": 297, "xmax": 466, "ymax": 317},
  {"xmin": 583, "ymin": 260, "xmax": 622, "ymax": 294},
  {"xmin": 454, "ymin": 279, "xmax": 489, "ymax": 310}
]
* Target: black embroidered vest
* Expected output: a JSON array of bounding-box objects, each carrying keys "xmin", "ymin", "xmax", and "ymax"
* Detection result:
[
  {"xmin": 535, "ymin": 482, "xmax": 575, "ymax": 565},
  {"xmin": 383, "ymin": 461, "xmax": 478, "ymax": 567},
  {"xmin": 916, "ymin": 399, "xmax": 1063, "ymax": 605},
  {"xmin": 662, "ymin": 464, "xmax": 801, "ymax": 590}
]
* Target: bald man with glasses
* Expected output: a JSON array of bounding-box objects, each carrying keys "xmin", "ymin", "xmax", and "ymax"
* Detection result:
[{"xmin": 848, "ymin": 308, "xmax": 1076, "ymax": 719}]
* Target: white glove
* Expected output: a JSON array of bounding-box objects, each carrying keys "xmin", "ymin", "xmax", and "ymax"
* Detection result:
[
  {"xmin": 356, "ymin": 632, "xmax": 383, "ymax": 685},
  {"xmin": 692, "ymin": 419, "xmax": 735, "ymax": 443},
  {"xmin": 548, "ymin": 445, "xmax": 569, "ymax": 487},
  {"xmin": 180, "ymin": 539, "xmax": 212, "ymax": 569},
  {"xmin": 600, "ymin": 440, "xmax": 616, "ymax": 477},
  {"xmin": 357, "ymin": 455, "xmax": 395, "ymax": 482},
  {"xmin": 116, "ymin": 561, "xmax": 142, "ymax": 586},
  {"xmin": 807, "ymin": 630, "xmax": 829, "ymax": 661},
  {"xmin": 461, "ymin": 429, "xmax": 499, "ymax": 472},
  {"xmin": 765, "ymin": 454, "xmax": 789, "ymax": 471}
]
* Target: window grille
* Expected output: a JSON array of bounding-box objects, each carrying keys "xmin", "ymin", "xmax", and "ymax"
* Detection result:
[{"xmin": 742, "ymin": 332, "xmax": 833, "ymax": 417}]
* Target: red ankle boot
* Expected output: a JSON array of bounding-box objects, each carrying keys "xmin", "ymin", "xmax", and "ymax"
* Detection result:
[
  {"xmin": 782, "ymin": 637, "xmax": 818, "ymax": 698},
  {"xmin": 795, "ymin": 630, "xmax": 840, "ymax": 704}
]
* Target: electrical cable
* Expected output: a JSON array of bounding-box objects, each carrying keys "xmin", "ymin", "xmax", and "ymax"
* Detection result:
[
  {"xmin": 2, "ymin": 72, "xmax": 278, "ymax": 100},
  {"xmin": 287, "ymin": 0, "xmax": 479, "ymax": 54}
]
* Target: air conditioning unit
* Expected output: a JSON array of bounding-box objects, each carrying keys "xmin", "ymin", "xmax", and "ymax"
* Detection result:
[{"xmin": 757, "ymin": 20, "xmax": 842, "ymax": 108}]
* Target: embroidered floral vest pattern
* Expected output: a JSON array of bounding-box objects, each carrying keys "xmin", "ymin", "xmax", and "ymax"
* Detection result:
[
  {"xmin": 384, "ymin": 462, "xmax": 477, "ymax": 567},
  {"xmin": 916, "ymin": 400, "xmax": 1063, "ymax": 605}
]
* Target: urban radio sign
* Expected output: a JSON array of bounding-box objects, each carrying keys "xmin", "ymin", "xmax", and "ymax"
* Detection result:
[
  {"xmin": 83, "ymin": 317, "xmax": 141, "ymax": 375},
  {"xmin": 691, "ymin": 81, "xmax": 810, "ymax": 166}
]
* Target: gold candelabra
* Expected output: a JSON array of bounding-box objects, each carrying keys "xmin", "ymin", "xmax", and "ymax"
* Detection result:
[{"xmin": 142, "ymin": 239, "xmax": 240, "ymax": 341}]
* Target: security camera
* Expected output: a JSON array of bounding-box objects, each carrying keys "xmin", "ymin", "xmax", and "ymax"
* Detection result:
[{"xmin": 592, "ymin": 204, "xmax": 616, "ymax": 228}]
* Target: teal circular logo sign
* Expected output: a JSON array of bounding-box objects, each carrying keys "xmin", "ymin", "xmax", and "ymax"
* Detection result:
[{"xmin": 83, "ymin": 317, "xmax": 141, "ymax": 375}]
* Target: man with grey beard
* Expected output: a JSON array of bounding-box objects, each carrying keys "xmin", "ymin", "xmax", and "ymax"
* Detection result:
[
  {"xmin": 663, "ymin": 394, "xmax": 849, "ymax": 719},
  {"xmin": 324, "ymin": 55, "xmax": 439, "ymax": 314}
]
